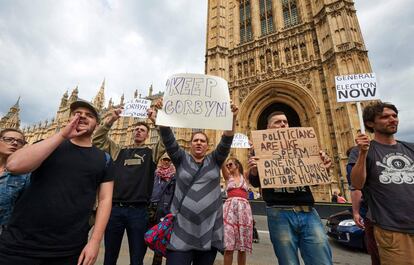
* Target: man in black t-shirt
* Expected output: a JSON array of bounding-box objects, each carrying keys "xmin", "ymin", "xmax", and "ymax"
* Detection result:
[
  {"xmin": 93, "ymin": 106, "xmax": 163, "ymax": 265},
  {"xmin": 351, "ymin": 102, "xmax": 414, "ymax": 265},
  {"xmin": 248, "ymin": 111, "xmax": 333, "ymax": 265},
  {"xmin": 0, "ymin": 100, "xmax": 114, "ymax": 265}
]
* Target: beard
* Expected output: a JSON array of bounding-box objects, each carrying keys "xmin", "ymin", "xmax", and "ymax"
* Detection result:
[{"xmin": 377, "ymin": 125, "xmax": 398, "ymax": 135}]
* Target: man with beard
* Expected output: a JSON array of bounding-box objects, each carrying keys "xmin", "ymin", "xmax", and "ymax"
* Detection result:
[
  {"xmin": 351, "ymin": 101, "xmax": 414, "ymax": 265},
  {"xmin": 0, "ymin": 100, "xmax": 114, "ymax": 265}
]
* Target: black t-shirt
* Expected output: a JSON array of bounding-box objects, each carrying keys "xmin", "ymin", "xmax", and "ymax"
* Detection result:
[
  {"xmin": 112, "ymin": 147, "xmax": 156, "ymax": 203},
  {"xmin": 249, "ymin": 173, "xmax": 314, "ymax": 206},
  {"xmin": 349, "ymin": 140, "xmax": 414, "ymax": 234},
  {"xmin": 0, "ymin": 140, "xmax": 113, "ymax": 257}
]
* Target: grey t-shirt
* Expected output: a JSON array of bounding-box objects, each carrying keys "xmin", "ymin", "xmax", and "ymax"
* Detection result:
[{"xmin": 349, "ymin": 140, "xmax": 414, "ymax": 234}]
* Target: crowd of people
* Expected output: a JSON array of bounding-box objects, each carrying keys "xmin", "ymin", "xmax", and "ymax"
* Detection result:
[{"xmin": 0, "ymin": 98, "xmax": 412, "ymax": 265}]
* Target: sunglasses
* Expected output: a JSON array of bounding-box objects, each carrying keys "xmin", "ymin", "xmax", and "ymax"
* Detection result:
[
  {"xmin": 226, "ymin": 162, "xmax": 234, "ymax": 167},
  {"xmin": 0, "ymin": 136, "xmax": 26, "ymax": 147}
]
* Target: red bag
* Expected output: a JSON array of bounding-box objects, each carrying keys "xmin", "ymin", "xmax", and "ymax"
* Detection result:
[{"xmin": 144, "ymin": 213, "xmax": 174, "ymax": 257}]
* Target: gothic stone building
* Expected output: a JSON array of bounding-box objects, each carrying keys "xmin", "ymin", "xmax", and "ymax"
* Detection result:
[
  {"xmin": 1, "ymin": 0, "xmax": 373, "ymax": 201},
  {"xmin": 203, "ymin": 0, "xmax": 373, "ymax": 200}
]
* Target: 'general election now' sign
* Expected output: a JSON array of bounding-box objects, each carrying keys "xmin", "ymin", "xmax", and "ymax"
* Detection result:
[
  {"xmin": 335, "ymin": 73, "xmax": 379, "ymax": 102},
  {"xmin": 251, "ymin": 127, "xmax": 331, "ymax": 189},
  {"xmin": 156, "ymin": 73, "xmax": 232, "ymax": 130}
]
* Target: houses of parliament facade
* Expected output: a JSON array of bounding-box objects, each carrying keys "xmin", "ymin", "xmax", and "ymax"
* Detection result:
[{"xmin": 1, "ymin": 0, "xmax": 372, "ymax": 201}]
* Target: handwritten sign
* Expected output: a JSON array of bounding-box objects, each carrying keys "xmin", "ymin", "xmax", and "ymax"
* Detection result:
[
  {"xmin": 156, "ymin": 73, "xmax": 232, "ymax": 130},
  {"xmin": 231, "ymin": 133, "xmax": 250, "ymax": 149},
  {"xmin": 120, "ymin": 99, "xmax": 151, "ymax": 119},
  {"xmin": 335, "ymin": 73, "xmax": 379, "ymax": 102},
  {"xmin": 251, "ymin": 127, "xmax": 331, "ymax": 189}
]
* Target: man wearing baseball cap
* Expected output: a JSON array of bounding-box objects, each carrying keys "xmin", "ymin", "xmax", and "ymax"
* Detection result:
[{"xmin": 0, "ymin": 100, "xmax": 114, "ymax": 265}]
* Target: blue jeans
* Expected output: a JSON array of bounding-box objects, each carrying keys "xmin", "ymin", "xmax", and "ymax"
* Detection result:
[
  {"xmin": 266, "ymin": 207, "xmax": 332, "ymax": 265},
  {"xmin": 104, "ymin": 206, "xmax": 148, "ymax": 265}
]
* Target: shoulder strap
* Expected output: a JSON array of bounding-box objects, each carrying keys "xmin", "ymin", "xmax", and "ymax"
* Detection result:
[{"xmin": 176, "ymin": 161, "xmax": 204, "ymax": 212}]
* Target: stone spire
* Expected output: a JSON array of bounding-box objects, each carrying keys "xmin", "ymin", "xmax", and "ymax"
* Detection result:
[
  {"xmin": 93, "ymin": 79, "xmax": 106, "ymax": 111},
  {"xmin": 108, "ymin": 97, "xmax": 113, "ymax": 109},
  {"xmin": 134, "ymin": 89, "xmax": 138, "ymax": 99},
  {"xmin": 148, "ymin": 84, "xmax": 153, "ymax": 97},
  {"xmin": 120, "ymin": 93, "xmax": 124, "ymax": 105},
  {"xmin": 0, "ymin": 97, "xmax": 21, "ymax": 129},
  {"xmin": 60, "ymin": 90, "xmax": 68, "ymax": 107},
  {"xmin": 69, "ymin": 86, "xmax": 79, "ymax": 103}
]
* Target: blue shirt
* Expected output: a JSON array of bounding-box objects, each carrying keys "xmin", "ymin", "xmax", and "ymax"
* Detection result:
[{"xmin": 0, "ymin": 171, "xmax": 30, "ymax": 225}]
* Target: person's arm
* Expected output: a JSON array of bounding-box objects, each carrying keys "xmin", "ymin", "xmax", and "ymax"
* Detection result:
[
  {"xmin": 221, "ymin": 163, "xmax": 231, "ymax": 181},
  {"xmin": 351, "ymin": 190, "xmax": 365, "ymax": 229},
  {"xmin": 147, "ymin": 107, "xmax": 166, "ymax": 163},
  {"xmin": 351, "ymin": 134, "xmax": 370, "ymax": 190},
  {"xmin": 159, "ymin": 126, "xmax": 184, "ymax": 165},
  {"xmin": 247, "ymin": 155, "xmax": 261, "ymax": 188},
  {"xmin": 92, "ymin": 108, "xmax": 123, "ymax": 160},
  {"xmin": 77, "ymin": 180, "xmax": 114, "ymax": 265},
  {"xmin": 213, "ymin": 104, "xmax": 238, "ymax": 165},
  {"xmin": 223, "ymin": 103, "xmax": 238, "ymax": 137},
  {"xmin": 7, "ymin": 114, "xmax": 86, "ymax": 174}
]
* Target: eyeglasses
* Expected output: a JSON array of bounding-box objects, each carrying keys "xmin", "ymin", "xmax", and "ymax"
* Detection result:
[
  {"xmin": 226, "ymin": 162, "xmax": 234, "ymax": 168},
  {"xmin": 0, "ymin": 136, "xmax": 26, "ymax": 147}
]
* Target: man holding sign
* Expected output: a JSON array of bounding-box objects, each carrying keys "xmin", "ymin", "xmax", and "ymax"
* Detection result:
[
  {"xmin": 92, "ymin": 106, "xmax": 164, "ymax": 265},
  {"xmin": 350, "ymin": 102, "xmax": 414, "ymax": 265},
  {"xmin": 248, "ymin": 111, "xmax": 333, "ymax": 265}
]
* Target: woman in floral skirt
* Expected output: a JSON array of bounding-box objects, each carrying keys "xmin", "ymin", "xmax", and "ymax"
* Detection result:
[{"xmin": 222, "ymin": 158, "xmax": 253, "ymax": 265}]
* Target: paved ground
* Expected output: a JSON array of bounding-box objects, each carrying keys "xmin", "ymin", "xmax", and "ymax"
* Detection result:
[{"xmin": 96, "ymin": 216, "xmax": 370, "ymax": 265}]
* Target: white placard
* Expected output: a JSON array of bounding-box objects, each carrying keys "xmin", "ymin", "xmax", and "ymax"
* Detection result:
[
  {"xmin": 335, "ymin": 73, "xmax": 379, "ymax": 102},
  {"xmin": 231, "ymin": 133, "xmax": 250, "ymax": 149},
  {"xmin": 156, "ymin": 73, "xmax": 232, "ymax": 130},
  {"xmin": 120, "ymin": 99, "xmax": 151, "ymax": 118}
]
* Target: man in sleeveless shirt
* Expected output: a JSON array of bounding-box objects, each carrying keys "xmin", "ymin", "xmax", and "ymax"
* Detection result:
[
  {"xmin": 248, "ymin": 111, "xmax": 333, "ymax": 265},
  {"xmin": 350, "ymin": 102, "xmax": 414, "ymax": 265}
]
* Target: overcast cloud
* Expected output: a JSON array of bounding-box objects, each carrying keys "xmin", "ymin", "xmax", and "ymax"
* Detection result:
[{"xmin": 0, "ymin": 0, "xmax": 413, "ymax": 140}]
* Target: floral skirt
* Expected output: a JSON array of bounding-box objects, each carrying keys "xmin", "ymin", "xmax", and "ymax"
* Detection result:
[{"xmin": 223, "ymin": 196, "xmax": 253, "ymax": 253}]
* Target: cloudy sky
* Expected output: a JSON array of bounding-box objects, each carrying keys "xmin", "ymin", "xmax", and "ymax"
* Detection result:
[{"xmin": 1, "ymin": 0, "xmax": 413, "ymax": 139}]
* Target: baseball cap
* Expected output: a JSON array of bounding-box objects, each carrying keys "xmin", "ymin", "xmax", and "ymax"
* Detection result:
[{"xmin": 70, "ymin": 100, "xmax": 100, "ymax": 121}]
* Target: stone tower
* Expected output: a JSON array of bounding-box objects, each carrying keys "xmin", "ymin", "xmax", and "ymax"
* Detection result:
[
  {"xmin": 0, "ymin": 97, "xmax": 21, "ymax": 129},
  {"xmin": 93, "ymin": 79, "xmax": 106, "ymax": 111},
  {"xmin": 205, "ymin": 0, "xmax": 372, "ymax": 200}
]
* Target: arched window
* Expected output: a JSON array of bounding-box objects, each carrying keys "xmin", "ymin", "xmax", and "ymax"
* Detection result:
[
  {"xmin": 282, "ymin": 0, "xmax": 299, "ymax": 28},
  {"xmin": 240, "ymin": 0, "xmax": 253, "ymax": 43},
  {"xmin": 259, "ymin": 0, "xmax": 274, "ymax": 36}
]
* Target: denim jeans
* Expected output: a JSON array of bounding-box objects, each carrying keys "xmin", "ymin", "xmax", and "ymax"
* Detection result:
[
  {"xmin": 104, "ymin": 205, "xmax": 148, "ymax": 265},
  {"xmin": 266, "ymin": 207, "xmax": 332, "ymax": 265}
]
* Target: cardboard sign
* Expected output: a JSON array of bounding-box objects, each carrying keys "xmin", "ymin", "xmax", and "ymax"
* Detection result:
[
  {"xmin": 120, "ymin": 99, "xmax": 151, "ymax": 119},
  {"xmin": 231, "ymin": 133, "xmax": 250, "ymax": 149},
  {"xmin": 251, "ymin": 127, "xmax": 331, "ymax": 189},
  {"xmin": 156, "ymin": 73, "xmax": 232, "ymax": 130},
  {"xmin": 335, "ymin": 73, "xmax": 379, "ymax": 102}
]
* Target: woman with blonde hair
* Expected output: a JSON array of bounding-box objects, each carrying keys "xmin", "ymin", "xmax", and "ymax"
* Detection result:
[{"xmin": 222, "ymin": 157, "xmax": 253, "ymax": 265}]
